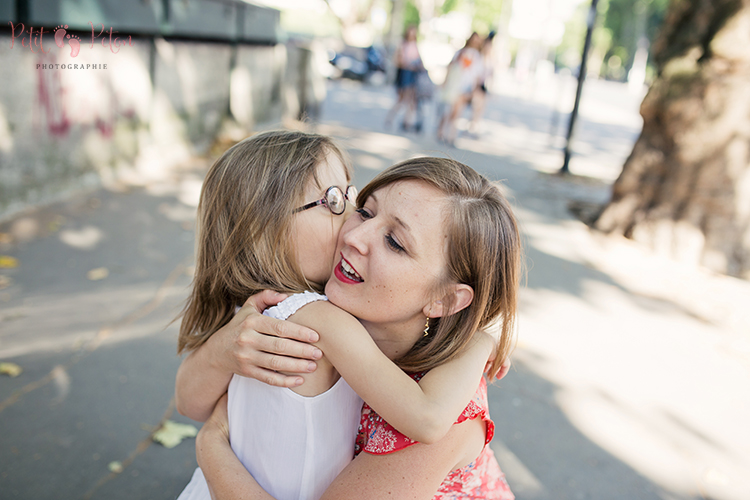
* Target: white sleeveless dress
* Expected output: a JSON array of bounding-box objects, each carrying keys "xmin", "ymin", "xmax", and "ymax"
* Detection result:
[{"xmin": 177, "ymin": 292, "xmax": 364, "ymax": 500}]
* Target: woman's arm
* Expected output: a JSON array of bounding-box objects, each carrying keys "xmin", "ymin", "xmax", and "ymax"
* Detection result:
[
  {"xmin": 289, "ymin": 302, "xmax": 493, "ymax": 444},
  {"xmin": 175, "ymin": 290, "xmax": 323, "ymax": 422},
  {"xmin": 197, "ymin": 394, "xmax": 486, "ymax": 500},
  {"xmin": 196, "ymin": 394, "xmax": 277, "ymax": 500},
  {"xmin": 394, "ymin": 44, "xmax": 404, "ymax": 68},
  {"xmin": 320, "ymin": 416, "xmax": 486, "ymax": 500}
]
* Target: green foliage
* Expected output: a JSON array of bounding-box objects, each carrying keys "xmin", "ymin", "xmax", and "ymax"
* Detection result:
[
  {"xmin": 440, "ymin": 0, "xmax": 462, "ymax": 15},
  {"xmin": 598, "ymin": 0, "xmax": 668, "ymax": 78},
  {"xmin": 472, "ymin": 0, "xmax": 506, "ymax": 34},
  {"xmin": 437, "ymin": 0, "xmax": 505, "ymax": 34},
  {"xmin": 404, "ymin": 0, "xmax": 420, "ymax": 28},
  {"xmin": 555, "ymin": 0, "xmax": 668, "ymax": 79},
  {"xmin": 555, "ymin": 2, "xmax": 589, "ymax": 69}
]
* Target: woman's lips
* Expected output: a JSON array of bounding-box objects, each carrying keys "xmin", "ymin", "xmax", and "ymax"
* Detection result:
[{"xmin": 334, "ymin": 255, "xmax": 363, "ymax": 284}]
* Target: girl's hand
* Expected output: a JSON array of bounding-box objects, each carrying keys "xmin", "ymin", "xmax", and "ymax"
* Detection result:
[
  {"xmin": 494, "ymin": 357, "xmax": 511, "ymax": 381},
  {"xmin": 212, "ymin": 290, "xmax": 324, "ymax": 387},
  {"xmin": 484, "ymin": 354, "xmax": 511, "ymax": 381}
]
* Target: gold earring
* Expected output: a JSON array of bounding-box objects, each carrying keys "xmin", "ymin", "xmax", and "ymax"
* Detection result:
[{"xmin": 423, "ymin": 316, "xmax": 430, "ymax": 336}]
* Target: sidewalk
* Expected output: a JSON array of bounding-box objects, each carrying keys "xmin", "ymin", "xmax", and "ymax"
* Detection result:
[{"xmin": 1, "ymin": 75, "xmax": 749, "ymax": 500}]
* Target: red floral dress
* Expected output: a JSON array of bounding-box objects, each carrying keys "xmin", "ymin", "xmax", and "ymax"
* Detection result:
[{"xmin": 354, "ymin": 373, "xmax": 514, "ymax": 499}]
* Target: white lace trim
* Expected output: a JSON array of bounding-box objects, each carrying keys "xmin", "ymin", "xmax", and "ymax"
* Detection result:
[{"xmin": 263, "ymin": 291, "xmax": 328, "ymax": 321}]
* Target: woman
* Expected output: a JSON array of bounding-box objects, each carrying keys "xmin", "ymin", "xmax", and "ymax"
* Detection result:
[
  {"xmin": 385, "ymin": 25, "xmax": 424, "ymax": 132},
  {"xmin": 437, "ymin": 32, "xmax": 485, "ymax": 145},
  {"xmin": 187, "ymin": 157, "xmax": 521, "ymax": 499}
]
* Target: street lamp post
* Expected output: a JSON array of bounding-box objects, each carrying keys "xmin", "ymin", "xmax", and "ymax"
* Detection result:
[{"xmin": 561, "ymin": 0, "xmax": 600, "ymax": 174}]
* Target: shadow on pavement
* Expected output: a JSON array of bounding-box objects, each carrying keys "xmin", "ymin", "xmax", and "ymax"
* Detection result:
[{"xmin": 489, "ymin": 356, "xmax": 702, "ymax": 500}]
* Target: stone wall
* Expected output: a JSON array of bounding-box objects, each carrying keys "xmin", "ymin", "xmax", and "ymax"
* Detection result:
[{"xmin": 0, "ymin": 0, "xmax": 325, "ymax": 220}]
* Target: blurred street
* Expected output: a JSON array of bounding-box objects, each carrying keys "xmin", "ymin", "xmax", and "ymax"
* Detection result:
[{"xmin": 1, "ymin": 74, "xmax": 749, "ymax": 500}]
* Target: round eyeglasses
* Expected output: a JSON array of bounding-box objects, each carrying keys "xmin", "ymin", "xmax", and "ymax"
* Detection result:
[{"xmin": 294, "ymin": 185, "xmax": 358, "ymax": 216}]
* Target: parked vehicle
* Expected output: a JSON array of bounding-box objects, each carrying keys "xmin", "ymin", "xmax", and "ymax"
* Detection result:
[{"xmin": 329, "ymin": 45, "xmax": 387, "ymax": 81}]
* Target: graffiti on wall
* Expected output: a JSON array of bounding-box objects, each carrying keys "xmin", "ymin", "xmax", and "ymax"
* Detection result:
[{"xmin": 34, "ymin": 53, "xmax": 134, "ymax": 138}]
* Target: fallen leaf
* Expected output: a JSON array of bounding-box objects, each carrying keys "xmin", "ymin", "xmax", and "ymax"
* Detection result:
[
  {"xmin": 0, "ymin": 275, "xmax": 11, "ymax": 290},
  {"xmin": 0, "ymin": 233, "xmax": 12, "ymax": 244},
  {"xmin": 0, "ymin": 256, "xmax": 19, "ymax": 269},
  {"xmin": 152, "ymin": 420, "xmax": 198, "ymax": 449},
  {"xmin": 86, "ymin": 267, "xmax": 109, "ymax": 281},
  {"xmin": 0, "ymin": 362, "xmax": 23, "ymax": 377},
  {"xmin": 48, "ymin": 216, "xmax": 65, "ymax": 232},
  {"xmin": 108, "ymin": 461, "xmax": 123, "ymax": 473}
]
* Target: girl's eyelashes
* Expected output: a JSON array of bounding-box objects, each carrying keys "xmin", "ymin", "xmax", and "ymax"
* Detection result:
[{"xmin": 385, "ymin": 234, "xmax": 405, "ymax": 253}]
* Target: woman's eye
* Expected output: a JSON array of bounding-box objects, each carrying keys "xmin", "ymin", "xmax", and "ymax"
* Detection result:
[
  {"xmin": 385, "ymin": 234, "xmax": 405, "ymax": 253},
  {"xmin": 355, "ymin": 208, "xmax": 373, "ymax": 219}
]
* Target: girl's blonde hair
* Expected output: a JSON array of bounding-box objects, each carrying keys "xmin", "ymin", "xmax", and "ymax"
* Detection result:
[
  {"xmin": 357, "ymin": 157, "xmax": 522, "ymax": 377},
  {"xmin": 177, "ymin": 130, "xmax": 351, "ymax": 354}
]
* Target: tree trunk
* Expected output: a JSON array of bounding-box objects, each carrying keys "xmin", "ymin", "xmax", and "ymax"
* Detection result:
[{"xmin": 595, "ymin": 0, "xmax": 750, "ymax": 278}]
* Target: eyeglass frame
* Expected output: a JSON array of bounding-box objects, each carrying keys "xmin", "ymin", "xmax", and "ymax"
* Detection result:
[{"xmin": 294, "ymin": 185, "xmax": 358, "ymax": 216}]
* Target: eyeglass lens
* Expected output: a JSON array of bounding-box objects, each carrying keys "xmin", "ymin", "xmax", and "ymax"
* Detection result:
[
  {"xmin": 346, "ymin": 185, "xmax": 358, "ymax": 205},
  {"xmin": 326, "ymin": 187, "xmax": 345, "ymax": 214}
]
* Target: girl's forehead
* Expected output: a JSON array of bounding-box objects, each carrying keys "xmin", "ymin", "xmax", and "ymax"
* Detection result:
[
  {"xmin": 307, "ymin": 153, "xmax": 349, "ymax": 192},
  {"xmin": 319, "ymin": 151, "xmax": 349, "ymax": 178}
]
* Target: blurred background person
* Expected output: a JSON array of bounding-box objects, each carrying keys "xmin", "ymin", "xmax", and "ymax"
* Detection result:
[
  {"xmin": 436, "ymin": 32, "xmax": 484, "ymax": 146},
  {"xmin": 384, "ymin": 25, "xmax": 424, "ymax": 132},
  {"xmin": 469, "ymin": 31, "xmax": 496, "ymax": 136}
]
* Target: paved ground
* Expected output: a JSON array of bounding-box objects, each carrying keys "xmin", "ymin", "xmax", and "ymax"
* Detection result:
[{"xmin": 1, "ymin": 74, "xmax": 749, "ymax": 500}]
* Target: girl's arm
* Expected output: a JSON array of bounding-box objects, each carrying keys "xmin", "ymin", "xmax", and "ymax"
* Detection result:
[
  {"xmin": 289, "ymin": 301, "xmax": 494, "ymax": 444},
  {"xmin": 175, "ymin": 291, "xmax": 322, "ymax": 422},
  {"xmin": 196, "ymin": 394, "xmax": 277, "ymax": 500}
]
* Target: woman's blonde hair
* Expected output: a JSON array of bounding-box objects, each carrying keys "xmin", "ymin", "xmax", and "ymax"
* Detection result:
[
  {"xmin": 177, "ymin": 130, "xmax": 351, "ymax": 354},
  {"xmin": 357, "ymin": 157, "xmax": 522, "ymax": 377}
]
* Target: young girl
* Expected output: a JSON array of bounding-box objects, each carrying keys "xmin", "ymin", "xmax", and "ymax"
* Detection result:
[{"xmin": 175, "ymin": 130, "xmax": 513, "ymax": 499}]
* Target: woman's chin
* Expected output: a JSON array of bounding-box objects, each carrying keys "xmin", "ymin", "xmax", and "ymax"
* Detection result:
[
  {"xmin": 324, "ymin": 277, "xmax": 351, "ymax": 306},
  {"xmin": 324, "ymin": 278, "xmax": 340, "ymax": 298}
]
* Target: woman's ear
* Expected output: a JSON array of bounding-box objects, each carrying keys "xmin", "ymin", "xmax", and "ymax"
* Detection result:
[{"xmin": 424, "ymin": 284, "xmax": 474, "ymax": 318}]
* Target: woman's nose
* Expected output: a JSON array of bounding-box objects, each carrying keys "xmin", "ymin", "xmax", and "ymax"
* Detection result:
[{"xmin": 342, "ymin": 218, "xmax": 370, "ymax": 255}]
